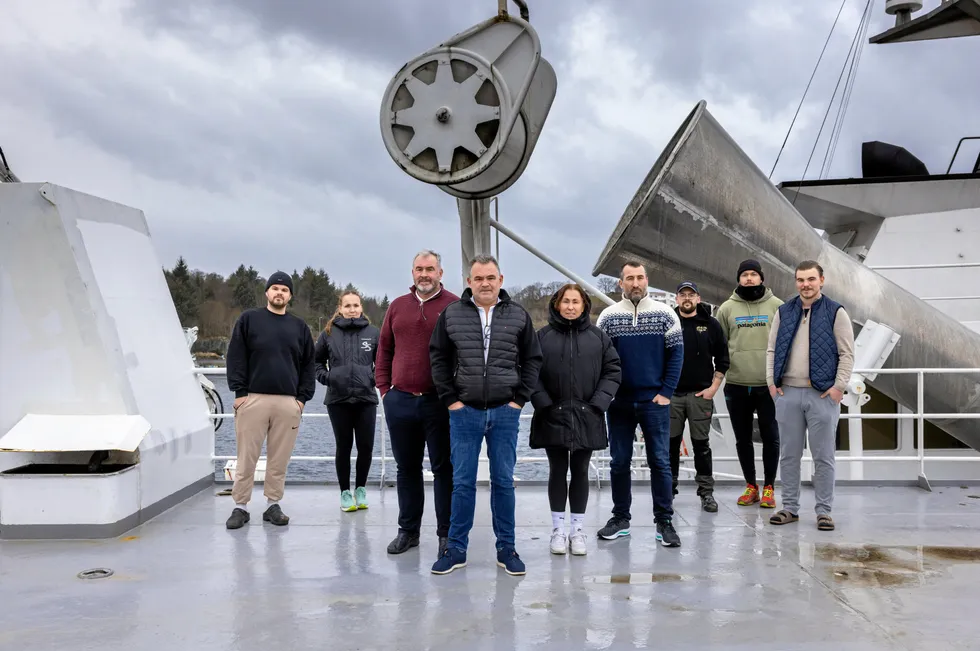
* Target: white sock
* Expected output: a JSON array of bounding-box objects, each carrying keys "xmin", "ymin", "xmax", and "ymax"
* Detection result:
[
  {"xmin": 551, "ymin": 511, "xmax": 566, "ymax": 532},
  {"xmin": 267, "ymin": 498, "xmax": 279, "ymax": 507},
  {"xmin": 570, "ymin": 513, "xmax": 585, "ymax": 533},
  {"xmin": 236, "ymin": 503, "xmax": 248, "ymax": 512}
]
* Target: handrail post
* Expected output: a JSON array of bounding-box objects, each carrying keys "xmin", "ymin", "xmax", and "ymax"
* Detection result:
[{"xmin": 916, "ymin": 370, "xmax": 931, "ymax": 491}]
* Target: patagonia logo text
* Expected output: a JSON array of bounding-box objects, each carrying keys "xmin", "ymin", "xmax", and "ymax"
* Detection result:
[{"xmin": 734, "ymin": 315, "xmax": 769, "ymax": 329}]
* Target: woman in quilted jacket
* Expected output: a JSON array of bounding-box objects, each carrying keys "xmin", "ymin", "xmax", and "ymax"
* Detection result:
[{"xmin": 530, "ymin": 284, "xmax": 621, "ymax": 556}]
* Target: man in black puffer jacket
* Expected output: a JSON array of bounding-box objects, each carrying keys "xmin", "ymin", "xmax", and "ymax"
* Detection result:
[{"xmin": 428, "ymin": 254, "xmax": 543, "ymax": 577}]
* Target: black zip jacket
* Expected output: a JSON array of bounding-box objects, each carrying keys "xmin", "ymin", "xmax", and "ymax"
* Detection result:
[
  {"xmin": 674, "ymin": 303, "xmax": 730, "ymax": 394},
  {"xmin": 529, "ymin": 291, "xmax": 621, "ymax": 451},
  {"xmin": 314, "ymin": 316, "xmax": 380, "ymax": 405},
  {"xmin": 428, "ymin": 288, "xmax": 544, "ymax": 409}
]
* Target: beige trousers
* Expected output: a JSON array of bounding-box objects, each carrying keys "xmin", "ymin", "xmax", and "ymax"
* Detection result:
[{"xmin": 231, "ymin": 393, "xmax": 302, "ymax": 505}]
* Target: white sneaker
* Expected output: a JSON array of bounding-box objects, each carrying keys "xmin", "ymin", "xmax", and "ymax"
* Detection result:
[
  {"xmin": 550, "ymin": 528, "xmax": 568, "ymax": 555},
  {"xmin": 569, "ymin": 531, "xmax": 587, "ymax": 555}
]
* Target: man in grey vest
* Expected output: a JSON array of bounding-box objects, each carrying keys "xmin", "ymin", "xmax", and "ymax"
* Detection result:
[{"xmin": 766, "ymin": 260, "xmax": 854, "ymax": 531}]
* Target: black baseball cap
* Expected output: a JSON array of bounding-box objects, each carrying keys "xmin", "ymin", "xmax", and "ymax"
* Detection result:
[{"xmin": 676, "ymin": 281, "xmax": 699, "ymax": 294}]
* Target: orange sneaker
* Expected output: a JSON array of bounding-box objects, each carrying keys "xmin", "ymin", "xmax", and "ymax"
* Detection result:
[
  {"xmin": 737, "ymin": 484, "xmax": 760, "ymax": 506},
  {"xmin": 760, "ymin": 485, "xmax": 776, "ymax": 508}
]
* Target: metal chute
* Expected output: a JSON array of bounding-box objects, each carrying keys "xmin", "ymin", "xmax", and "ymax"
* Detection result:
[{"xmin": 592, "ymin": 100, "xmax": 980, "ymax": 450}]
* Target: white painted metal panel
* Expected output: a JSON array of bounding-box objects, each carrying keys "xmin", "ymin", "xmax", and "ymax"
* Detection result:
[{"xmin": 0, "ymin": 414, "xmax": 150, "ymax": 452}]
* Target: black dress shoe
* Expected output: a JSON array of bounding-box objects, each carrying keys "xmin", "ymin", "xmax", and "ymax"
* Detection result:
[
  {"xmin": 262, "ymin": 504, "xmax": 289, "ymax": 526},
  {"xmin": 387, "ymin": 531, "xmax": 420, "ymax": 554},
  {"xmin": 438, "ymin": 536, "xmax": 449, "ymax": 557}
]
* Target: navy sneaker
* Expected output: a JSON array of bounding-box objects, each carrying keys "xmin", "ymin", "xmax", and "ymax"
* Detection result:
[
  {"xmin": 656, "ymin": 520, "xmax": 681, "ymax": 547},
  {"xmin": 431, "ymin": 547, "xmax": 467, "ymax": 575},
  {"xmin": 496, "ymin": 548, "xmax": 526, "ymax": 576}
]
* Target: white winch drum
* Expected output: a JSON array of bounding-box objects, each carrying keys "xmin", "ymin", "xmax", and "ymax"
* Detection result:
[{"xmin": 380, "ymin": 48, "xmax": 516, "ymax": 188}]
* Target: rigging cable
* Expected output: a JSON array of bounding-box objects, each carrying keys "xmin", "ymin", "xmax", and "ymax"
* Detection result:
[
  {"xmin": 768, "ymin": 0, "xmax": 849, "ymax": 180},
  {"xmin": 821, "ymin": 0, "xmax": 874, "ymax": 178},
  {"xmin": 791, "ymin": 0, "xmax": 875, "ymax": 206}
]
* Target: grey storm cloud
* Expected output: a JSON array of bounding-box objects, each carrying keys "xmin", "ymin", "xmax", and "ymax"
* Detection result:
[{"xmin": 2, "ymin": 0, "xmax": 978, "ymax": 299}]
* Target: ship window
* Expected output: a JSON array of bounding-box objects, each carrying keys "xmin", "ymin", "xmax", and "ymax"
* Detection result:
[
  {"xmin": 913, "ymin": 420, "xmax": 970, "ymax": 450},
  {"xmin": 836, "ymin": 384, "xmax": 898, "ymax": 451}
]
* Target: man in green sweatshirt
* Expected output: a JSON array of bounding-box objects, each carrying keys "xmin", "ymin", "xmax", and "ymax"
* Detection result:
[{"xmin": 714, "ymin": 260, "xmax": 783, "ymax": 509}]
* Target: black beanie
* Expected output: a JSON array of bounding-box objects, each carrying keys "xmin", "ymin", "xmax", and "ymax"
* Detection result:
[
  {"xmin": 736, "ymin": 259, "xmax": 763, "ymax": 282},
  {"xmin": 266, "ymin": 271, "xmax": 293, "ymax": 293}
]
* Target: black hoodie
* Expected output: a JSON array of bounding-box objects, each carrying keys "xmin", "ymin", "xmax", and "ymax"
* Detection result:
[
  {"xmin": 673, "ymin": 303, "xmax": 730, "ymax": 394},
  {"xmin": 529, "ymin": 290, "xmax": 622, "ymax": 451}
]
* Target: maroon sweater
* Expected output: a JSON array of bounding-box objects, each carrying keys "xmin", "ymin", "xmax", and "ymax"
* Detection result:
[{"xmin": 375, "ymin": 285, "xmax": 459, "ymax": 396}]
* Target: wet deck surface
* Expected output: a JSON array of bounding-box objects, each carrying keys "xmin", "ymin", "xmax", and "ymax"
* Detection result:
[{"xmin": 3, "ymin": 482, "xmax": 980, "ymax": 650}]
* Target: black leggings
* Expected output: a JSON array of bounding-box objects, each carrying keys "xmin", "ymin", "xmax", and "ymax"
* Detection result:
[
  {"xmin": 327, "ymin": 403, "xmax": 376, "ymax": 491},
  {"xmin": 546, "ymin": 448, "xmax": 593, "ymax": 513}
]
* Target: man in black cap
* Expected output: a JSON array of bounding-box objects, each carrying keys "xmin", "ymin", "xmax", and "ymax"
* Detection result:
[
  {"xmin": 714, "ymin": 260, "xmax": 783, "ymax": 509},
  {"xmin": 225, "ymin": 270, "xmax": 316, "ymax": 529},
  {"xmin": 670, "ymin": 281, "xmax": 729, "ymax": 512}
]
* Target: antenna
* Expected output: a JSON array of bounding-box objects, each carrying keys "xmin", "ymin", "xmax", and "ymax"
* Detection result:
[{"xmin": 885, "ymin": 0, "xmax": 923, "ymax": 26}]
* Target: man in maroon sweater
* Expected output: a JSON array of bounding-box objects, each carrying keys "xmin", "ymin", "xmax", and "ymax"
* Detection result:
[{"xmin": 376, "ymin": 249, "xmax": 460, "ymax": 557}]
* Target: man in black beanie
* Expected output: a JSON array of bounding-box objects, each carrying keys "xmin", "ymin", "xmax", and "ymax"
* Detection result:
[
  {"xmin": 225, "ymin": 270, "xmax": 316, "ymax": 529},
  {"xmin": 714, "ymin": 259, "xmax": 783, "ymax": 509}
]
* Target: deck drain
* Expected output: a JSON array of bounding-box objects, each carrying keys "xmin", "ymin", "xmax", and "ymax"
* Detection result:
[{"xmin": 77, "ymin": 568, "xmax": 114, "ymax": 580}]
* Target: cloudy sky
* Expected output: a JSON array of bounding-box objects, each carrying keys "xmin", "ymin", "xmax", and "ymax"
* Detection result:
[{"xmin": 3, "ymin": 0, "xmax": 978, "ymax": 299}]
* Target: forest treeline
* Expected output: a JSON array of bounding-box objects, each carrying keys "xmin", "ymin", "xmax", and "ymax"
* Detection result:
[{"xmin": 164, "ymin": 257, "xmax": 621, "ymax": 355}]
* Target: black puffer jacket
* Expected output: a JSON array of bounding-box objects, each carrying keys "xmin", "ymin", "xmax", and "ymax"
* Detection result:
[
  {"xmin": 314, "ymin": 316, "xmax": 380, "ymax": 405},
  {"xmin": 529, "ymin": 291, "xmax": 622, "ymax": 451},
  {"xmin": 429, "ymin": 288, "xmax": 543, "ymax": 409}
]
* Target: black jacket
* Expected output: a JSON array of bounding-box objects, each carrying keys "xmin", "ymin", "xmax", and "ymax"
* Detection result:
[
  {"xmin": 314, "ymin": 316, "xmax": 380, "ymax": 405},
  {"xmin": 429, "ymin": 288, "xmax": 544, "ymax": 409},
  {"xmin": 673, "ymin": 303, "xmax": 730, "ymax": 394},
  {"xmin": 529, "ymin": 291, "xmax": 621, "ymax": 451}
]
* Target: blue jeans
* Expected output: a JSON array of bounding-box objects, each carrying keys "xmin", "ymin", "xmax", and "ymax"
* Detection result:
[
  {"xmin": 447, "ymin": 404, "xmax": 521, "ymax": 553},
  {"xmin": 607, "ymin": 399, "xmax": 673, "ymax": 523}
]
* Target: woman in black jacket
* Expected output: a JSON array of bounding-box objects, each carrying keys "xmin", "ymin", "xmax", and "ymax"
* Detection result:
[
  {"xmin": 530, "ymin": 284, "xmax": 621, "ymax": 556},
  {"xmin": 314, "ymin": 290, "xmax": 380, "ymax": 513}
]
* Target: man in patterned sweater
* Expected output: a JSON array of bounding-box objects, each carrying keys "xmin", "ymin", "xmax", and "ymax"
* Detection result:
[{"xmin": 595, "ymin": 261, "xmax": 683, "ymax": 547}]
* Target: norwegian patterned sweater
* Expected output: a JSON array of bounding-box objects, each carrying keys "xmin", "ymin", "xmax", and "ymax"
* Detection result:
[{"xmin": 596, "ymin": 296, "xmax": 684, "ymax": 402}]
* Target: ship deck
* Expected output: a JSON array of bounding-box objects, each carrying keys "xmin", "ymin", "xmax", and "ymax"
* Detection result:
[{"xmin": 2, "ymin": 482, "xmax": 979, "ymax": 650}]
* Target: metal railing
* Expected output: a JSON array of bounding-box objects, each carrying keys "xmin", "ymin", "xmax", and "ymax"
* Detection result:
[{"xmin": 198, "ymin": 366, "xmax": 980, "ymax": 486}]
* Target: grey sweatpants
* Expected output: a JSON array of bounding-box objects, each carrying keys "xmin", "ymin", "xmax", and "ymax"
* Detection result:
[{"xmin": 774, "ymin": 386, "xmax": 840, "ymax": 516}]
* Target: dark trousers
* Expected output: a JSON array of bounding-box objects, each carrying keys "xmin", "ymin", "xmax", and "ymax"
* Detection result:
[
  {"xmin": 545, "ymin": 448, "xmax": 593, "ymax": 513},
  {"xmin": 724, "ymin": 383, "xmax": 780, "ymax": 487},
  {"xmin": 326, "ymin": 402, "xmax": 376, "ymax": 492},
  {"xmin": 607, "ymin": 399, "xmax": 673, "ymax": 523},
  {"xmin": 382, "ymin": 390, "xmax": 453, "ymax": 538},
  {"xmin": 669, "ymin": 391, "xmax": 715, "ymax": 496}
]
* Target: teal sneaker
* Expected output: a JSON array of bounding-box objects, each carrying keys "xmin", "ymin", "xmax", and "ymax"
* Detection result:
[
  {"xmin": 340, "ymin": 490, "xmax": 357, "ymax": 512},
  {"xmin": 355, "ymin": 486, "xmax": 368, "ymax": 510}
]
